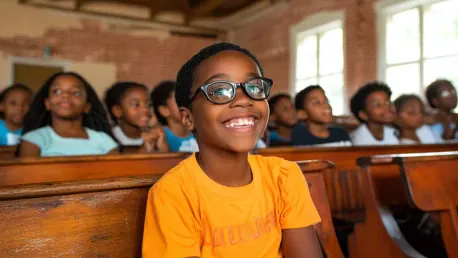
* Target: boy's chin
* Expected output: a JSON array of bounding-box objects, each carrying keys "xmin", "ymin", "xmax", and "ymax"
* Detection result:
[{"xmin": 224, "ymin": 141, "xmax": 258, "ymax": 153}]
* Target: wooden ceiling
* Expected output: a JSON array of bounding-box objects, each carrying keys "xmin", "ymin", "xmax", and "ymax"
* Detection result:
[{"xmin": 19, "ymin": 0, "xmax": 284, "ymax": 36}]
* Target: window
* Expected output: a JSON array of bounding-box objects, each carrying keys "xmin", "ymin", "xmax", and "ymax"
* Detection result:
[
  {"xmin": 290, "ymin": 11, "xmax": 345, "ymax": 115},
  {"xmin": 378, "ymin": 0, "xmax": 458, "ymax": 100}
]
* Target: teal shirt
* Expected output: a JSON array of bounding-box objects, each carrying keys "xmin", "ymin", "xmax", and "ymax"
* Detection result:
[{"xmin": 21, "ymin": 126, "xmax": 118, "ymax": 157}]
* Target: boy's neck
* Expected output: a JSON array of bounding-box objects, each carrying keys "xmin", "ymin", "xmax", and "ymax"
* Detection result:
[
  {"xmin": 197, "ymin": 143, "xmax": 252, "ymax": 187},
  {"xmin": 366, "ymin": 122, "xmax": 385, "ymax": 140},
  {"xmin": 399, "ymin": 128, "xmax": 419, "ymax": 142},
  {"xmin": 276, "ymin": 125, "xmax": 292, "ymax": 140},
  {"xmin": 4, "ymin": 120, "xmax": 21, "ymax": 132},
  {"xmin": 306, "ymin": 121, "xmax": 330, "ymax": 138},
  {"xmin": 167, "ymin": 119, "xmax": 191, "ymax": 137},
  {"xmin": 119, "ymin": 120, "xmax": 142, "ymax": 139}
]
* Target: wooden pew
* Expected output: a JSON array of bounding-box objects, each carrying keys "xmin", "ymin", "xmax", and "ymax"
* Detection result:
[
  {"xmin": 0, "ymin": 146, "xmax": 15, "ymax": 161},
  {"xmin": 0, "ymin": 160, "xmax": 342, "ymax": 257},
  {"xmin": 260, "ymin": 144, "xmax": 458, "ymax": 222},
  {"xmin": 0, "ymin": 152, "xmax": 189, "ymax": 186},
  {"xmin": 399, "ymin": 152, "xmax": 458, "ymax": 258}
]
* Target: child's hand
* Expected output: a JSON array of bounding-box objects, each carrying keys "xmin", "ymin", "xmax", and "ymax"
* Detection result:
[{"xmin": 141, "ymin": 127, "xmax": 169, "ymax": 152}]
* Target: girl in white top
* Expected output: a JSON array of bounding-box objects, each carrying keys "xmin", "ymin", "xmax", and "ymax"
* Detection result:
[
  {"xmin": 104, "ymin": 81, "xmax": 168, "ymax": 152},
  {"xmin": 394, "ymin": 94, "xmax": 441, "ymax": 144},
  {"xmin": 350, "ymin": 82, "xmax": 399, "ymax": 146}
]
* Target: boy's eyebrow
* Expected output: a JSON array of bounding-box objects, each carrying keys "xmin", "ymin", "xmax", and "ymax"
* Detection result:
[{"xmin": 203, "ymin": 72, "xmax": 262, "ymax": 84}]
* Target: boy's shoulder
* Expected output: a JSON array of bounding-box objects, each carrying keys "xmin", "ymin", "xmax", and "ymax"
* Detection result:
[
  {"xmin": 249, "ymin": 155, "xmax": 299, "ymax": 177},
  {"xmin": 152, "ymin": 155, "xmax": 196, "ymax": 191}
]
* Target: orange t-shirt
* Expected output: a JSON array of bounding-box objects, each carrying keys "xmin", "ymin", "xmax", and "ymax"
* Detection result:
[{"xmin": 142, "ymin": 154, "xmax": 320, "ymax": 257}]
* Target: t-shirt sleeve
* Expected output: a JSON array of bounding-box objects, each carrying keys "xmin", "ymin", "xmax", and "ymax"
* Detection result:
[
  {"xmin": 142, "ymin": 182, "xmax": 200, "ymax": 258},
  {"xmin": 21, "ymin": 128, "xmax": 47, "ymax": 148},
  {"xmin": 96, "ymin": 132, "xmax": 118, "ymax": 153},
  {"xmin": 280, "ymin": 161, "xmax": 321, "ymax": 229}
]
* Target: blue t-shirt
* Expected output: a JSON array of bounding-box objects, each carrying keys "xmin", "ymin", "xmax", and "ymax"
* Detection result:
[
  {"xmin": 0, "ymin": 120, "xmax": 22, "ymax": 146},
  {"xmin": 164, "ymin": 127, "xmax": 198, "ymax": 152},
  {"xmin": 21, "ymin": 126, "xmax": 118, "ymax": 157}
]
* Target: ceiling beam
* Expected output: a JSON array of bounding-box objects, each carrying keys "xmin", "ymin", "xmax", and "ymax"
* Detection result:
[{"xmin": 186, "ymin": 0, "xmax": 225, "ymax": 21}]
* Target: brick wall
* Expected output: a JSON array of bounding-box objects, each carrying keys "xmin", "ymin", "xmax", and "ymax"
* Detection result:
[{"xmin": 228, "ymin": 0, "xmax": 378, "ymax": 104}]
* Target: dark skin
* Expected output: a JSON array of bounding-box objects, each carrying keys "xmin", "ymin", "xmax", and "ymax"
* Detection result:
[
  {"xmin": 0, "ymin": 89, "xmax": 32, "ymax": 132},
  {"xmin": 358, "ymin": 91, "xmax": 395, "ymax": 141},
  {"xmin": 19, "ymin": 75, "xmax": 118, "ymax": 157},
  {"xmin": 270, "ymin": 97, "xmax": 298, "ymax": 140},
  {"xmin": 302, "ymin": 89, "xmax": 333, "ymax": 139},
  {"xmin": 430, "ymin": 83, "xmax": 458, "ymax": 140},
  {"xmin": 111, "ymin": 87, "xmax": 168, "ymax": 152},
  {"xmin": 179, "ymin": 50, "xmax": 322, "ymax": 258},
  {"xmin": 396, "ymin": 98, "xmax": 424, "ymax": 143},
  {"xmin": 158, "ymin": 92, "xmax": 192, "ymax": 138}
]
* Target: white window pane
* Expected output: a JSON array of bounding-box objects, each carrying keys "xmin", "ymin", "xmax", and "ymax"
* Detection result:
[
  {"xmin": 386, "ymin": 63, "xmax": 420, "ymax": 99},
  {"xmin": 319, "ymin": 28, "xmax": 343, "ymax": 75},
  {"xmin": 423, "ymin": 0, "xmax": 458, "ymax": 58},
  {"xmin": 295, "ymin": 78, "xmax": 318, "ymax": 93},
  {"xmin": 319, "ymin": 73, "xmax": 345, "ymax": 115},
  {"xmin": 386, "ymin": 8, "xmax": 420, "ymax": 64},
  {"xmin": 424, "ymin": 55, "xmax": 458, "ymax": 88},
  {"xmin": 296, "ymin": 35, "xmax": 317, "ymax": 79}
]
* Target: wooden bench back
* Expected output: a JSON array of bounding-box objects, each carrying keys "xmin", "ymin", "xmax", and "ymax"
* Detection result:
[
  {"xmin": 0, "ymin": 146, "xmax": 15, "ymax": 161},
  {"xmin": 399, "ymin": 152, "xmax": 458, "ymax": 258},
  {"xmin": 0, "ymin": 160, "xmax": 341, "ymax": 258},
  {"xmin": 260, "ymin": 144, "xmax": 458, "ymax": 220},
  {"xmin": 0, "ymin": 152, "xmax": 189, "ymax": 186}
]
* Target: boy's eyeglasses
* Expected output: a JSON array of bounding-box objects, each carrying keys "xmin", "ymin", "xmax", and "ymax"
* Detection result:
[
  {"xmin": 440, "ymin": 89, "xmax": 456, "ymax": 98},
  {"xmin": 190, "ymin": 77, "xmax": 273, "ymax": 105}
]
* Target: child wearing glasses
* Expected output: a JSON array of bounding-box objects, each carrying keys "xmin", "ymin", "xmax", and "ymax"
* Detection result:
[
  {"xmin": 350, "ymin": 81, "xmax": 399, "ymax": 146},
  {"xmin": 142, "ymin": 43, "xmax": 322, "ymax": 258},
  {"xmin": 150, "ymin": 80, "xmax": 199, "ymax": 152},
  {"xmin": 425, "ymin": 79, "xmax": 458, "ymax": 141}
]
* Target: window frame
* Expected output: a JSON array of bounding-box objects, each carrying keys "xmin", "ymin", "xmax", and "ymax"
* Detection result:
[
  {"xmin": 290, "ymin": 10, "xmax": 346, "ymax": 114},
  {"xmin": 376, "ymin": 0, "xmax": 458, "ymax": 97}
]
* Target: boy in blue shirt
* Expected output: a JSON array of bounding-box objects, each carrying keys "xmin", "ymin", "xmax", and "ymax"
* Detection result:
[
  {"xmin": 0, "ymin": 84, "xmax": 32, "ymax": 146},
  {"xmin": 151, "ymin": 81, "xmax": 198, "ymax": 152}
]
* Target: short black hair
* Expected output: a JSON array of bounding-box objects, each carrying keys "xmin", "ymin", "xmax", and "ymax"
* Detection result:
[
  {"xmin": 294, "ymin": 85, "xmax": 323, "ymax": 110},
  {"xmin": 350, "ymin": 81, "xmax": 392, "ymax": 123},
  {"xmin": 175, "ymin": 42, "xmax": 264, "ymax": 109},
  {"xmin": 0, "ymin": 83, "xmax": 33, "ymax": 119},
  {"xmin": 151, "ymin": 81, "xmax": 176, "ymax": 126},
  {"xmin": 394, "ymin": 94, "xmax": 424, "ymax": 113},
  {"xmin": 104, "ymin": 81, "xmax": 148, "ymax": 124},
  {"xmin": 20, "ymin": 72, "xmax": 114, "ymax": 140},
  {"xmin": 268, "ymin": 93, "xmax": 291, "ymax": 114},
  {"xmin": 425, "ymin": 79, "xmax": 454, "ymax": 108}
]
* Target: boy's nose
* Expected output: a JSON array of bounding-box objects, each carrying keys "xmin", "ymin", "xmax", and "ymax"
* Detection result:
[{"xmin": 230, "ymin": 86, "xmax": 253, "ymax": 108}]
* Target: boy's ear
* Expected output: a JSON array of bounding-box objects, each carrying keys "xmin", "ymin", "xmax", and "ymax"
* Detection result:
[
  {"xmin": 297, "ymin": 109, "xmax": 307, "ymax": 120},
  {"xmin": 431, "ymin": 98, "xmax": 439, "ymax": 109},
  {"xmin": 358, "ymin": 110, "xmax": 369, "ymax": 122},
  {"xmin": 158, "ymin": 105, "xmax": 170, "ymax": 119},
  {"xmin": 111, "ymin": 105, "xmax": 122, "ymax": 119},
  {"xmin": 179, "ymin": 107, "xmax": 194, "ymax": 131},
  {"xmin": 0, "ymin": 103, "xmax": 4, "ymax": 112}
]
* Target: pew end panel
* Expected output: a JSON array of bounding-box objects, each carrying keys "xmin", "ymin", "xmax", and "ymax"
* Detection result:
[
  {"xmin": 348, "ymin": 155, "xmax": 426, "ymax": 258},
  {"xmin": 399, "ymin": 153, "xmax": 458, "ymax": 258},
  {"xmin": 298, "ymin": 160, "xmax": 345, "ymax": 258}
]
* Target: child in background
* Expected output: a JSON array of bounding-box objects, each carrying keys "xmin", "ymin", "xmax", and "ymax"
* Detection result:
[
  {"xmin": 292, "ymin": 85, "xmax": 351, "ymax": 147},
  {"xmin": 18, "ymin": 72, "xmax": 118, "ymax": 157},
  {"xmin": 394, "ymin": 94, "xmax": 440, "ymax": 144},
  {"xmin": 142, "ymin": 43, "xmax": 322, "ymax": 257},
  {"xmin": 104, "ymin": 81, "xmax": 168, "ymax": 152},
  {"xmin": 267, "ymin": 93, "xmax": 297, "ymax": 146},
  {"xmin": 151, "ymin": 81, "xmax": 198, "ymax": 152},
  {"xmin": 0, "ymin": 84, "xmax": 32, "ymax": 146},
  {"xmin": 425, "ymin": 79, "xmax": 458, "ymax": 140},
  {"xmin": 350, "ymin": 81, "xmax": 399, "ymax": 145}
]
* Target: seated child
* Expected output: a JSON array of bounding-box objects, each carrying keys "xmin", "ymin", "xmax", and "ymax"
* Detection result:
[
  {"xmin": 142, "ymin": 43, "xmax": 322, "ymax": 257},
  {"xmin": 104, "ymin": 81, "xmax": 168, "ymax": 152},
  {"xmin": 350, "ymin": 81, "xmax": 399, "ymax": 145},
  {"xmin": 151, "ymin": 80, "xmax": 198, "ymax": 152},
  {"xmin": 0, "ymin": 84, "xmax": 32, "ymax": 146},
  {"xmin": 267, "ymin": 93, "xmax": 298, "ymax": 146},
  {"xmin": 425, "ymin": 79, "xmax": 458, "ymax": 140},
  {"xmin": 18, "ymin": 72, "xmax": 118, "ymax": 157},
  {"xmin": 292, "ymin": 85, "xmax": 351, "ymax": 147},
  {"xmin": 394, "ymin": 94, "xmax": 440, "ymax": 144}
]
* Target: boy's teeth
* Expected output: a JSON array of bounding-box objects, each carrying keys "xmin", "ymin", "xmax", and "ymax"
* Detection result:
[{"xmin": 224, "ymin": 117, "xmax": 255, "ymax": 128}]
